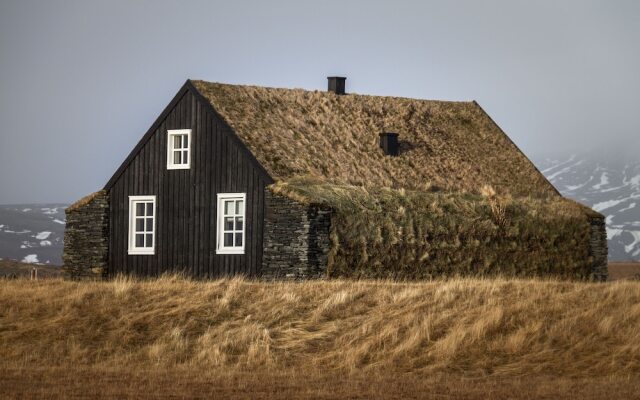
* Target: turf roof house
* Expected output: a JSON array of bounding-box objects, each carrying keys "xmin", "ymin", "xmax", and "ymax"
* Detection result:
[{"xmin": 63, "ymin": 77, "xmax": 608, "ymax": 280}]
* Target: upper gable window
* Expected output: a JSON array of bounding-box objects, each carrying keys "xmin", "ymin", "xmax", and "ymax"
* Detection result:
[{"xmin": 167, "ymin": 129, "xmax": 191, "ymax": 169}]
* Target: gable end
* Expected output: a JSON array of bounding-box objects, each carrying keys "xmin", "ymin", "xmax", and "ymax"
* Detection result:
[{"xmin": 104, "ymin": 80, "xmax": 273, "ymax": 191}]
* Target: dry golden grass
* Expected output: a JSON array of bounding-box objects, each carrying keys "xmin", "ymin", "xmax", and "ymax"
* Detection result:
[
  {"xmin": 2, "ymin": 276, "xmax": 640, "ymax": 398},
  {"xmin": 191, "ymin": 80, "xmax": 558, "ymax": 198},
  {"xmin": 2, "ymin": 277, "xmax": 640, "ymax": 375},
  {"xmin": 66, "ymin": 190, "xmax": 104, "ymax": 212}
]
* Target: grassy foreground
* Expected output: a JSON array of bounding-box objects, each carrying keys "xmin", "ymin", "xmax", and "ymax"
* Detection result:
[{"xmin": 2, "ymin": 277, "xmax": 640, "ymax": 399}]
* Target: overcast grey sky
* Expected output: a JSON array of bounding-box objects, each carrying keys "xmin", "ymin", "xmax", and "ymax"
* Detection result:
[{"xmin": 1, "ymin": 0, "xmax": 639, "ymax": 204}]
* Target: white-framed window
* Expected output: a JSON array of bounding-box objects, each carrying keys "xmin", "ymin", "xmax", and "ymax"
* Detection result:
[
  {"xmin": 216, "ymin": 193, "xmax": 246, "ymax": 254},
  {"xmin": 128, "ymin": 195, "xmax": 156, "ymax": 255},
  {"xmin": 167, "ymin": 129, "xmax": 191, "ymax": 169}
]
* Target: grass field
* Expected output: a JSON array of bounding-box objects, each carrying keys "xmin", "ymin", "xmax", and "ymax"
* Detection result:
[
  {"xmin": 609, "ymin": 261, "xmax": 640, "ymax": 281},
  {"xmin": 2, "ymin": 275, "xmax": 640, "ymax": 399},
  {"xmin": 0, "ymin": 259, "xmax": 62, "ymax": 278}
]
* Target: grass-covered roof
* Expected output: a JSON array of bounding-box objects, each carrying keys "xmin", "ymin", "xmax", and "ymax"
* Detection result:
[{"xmin": 192, "ymin": 80, "xmax": 558, "ymax": 198}]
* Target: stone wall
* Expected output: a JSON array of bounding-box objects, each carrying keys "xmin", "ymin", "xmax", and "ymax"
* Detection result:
[
  {"xmin": 63, "ymin": 190, "xmax": 109, "ymax": 280},
  {"xmin": 589, "ymin": 215, "xmax": 608, "ymax": 282},
  {"xmin": 262, "ymin": 190, "xmax": 332, "ymax": 280}
]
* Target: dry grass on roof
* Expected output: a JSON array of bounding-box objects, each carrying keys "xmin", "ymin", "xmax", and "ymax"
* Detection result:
[
  {"xmin": 192, "ymin": 80, "xmax": 557, "ymax": 198},
  {"xmin": 66, "ymin": 190, "xmax": 105, "ymax": 213}
]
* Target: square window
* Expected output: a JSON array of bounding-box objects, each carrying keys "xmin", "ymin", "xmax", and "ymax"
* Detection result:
[{"xmin": 167, "ymin": 129, "xmax": 191, "ymax": 169}]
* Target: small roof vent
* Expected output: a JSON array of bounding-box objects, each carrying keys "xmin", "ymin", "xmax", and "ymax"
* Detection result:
[
  {"xmin": 379, "ymin": 132, "xmax": 399, "ymax": 156},
  {"xmin": 327, "ymin": 76, "xmax": 346, "ymax": 95}
]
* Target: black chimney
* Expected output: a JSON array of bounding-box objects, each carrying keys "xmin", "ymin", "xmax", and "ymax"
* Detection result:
[
  {"xmin": 327, "ymin": 76, "xmax": 346, "ymax": 95},
  {"xmin": 379, "ymin": 132, "xmax": 399, "ymax": 156}
]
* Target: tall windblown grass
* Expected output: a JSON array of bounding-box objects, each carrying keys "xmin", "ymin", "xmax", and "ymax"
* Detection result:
[{"xmin": 1, "ymin": 276, "xmax": 639, "ymax": 378}]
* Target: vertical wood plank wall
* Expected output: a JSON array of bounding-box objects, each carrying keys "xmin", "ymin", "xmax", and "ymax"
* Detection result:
[{"xmin": 108, "ymin": 91, "xmax": 269, "ymax": 278}]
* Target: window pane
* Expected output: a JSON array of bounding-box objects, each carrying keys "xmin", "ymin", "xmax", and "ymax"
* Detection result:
[
  {"xmin": 236, "ymin": 200, "xmax": 244, "ymax": 215},
  {"xmin": 145, "ymin": 218, "xmax": 153, "ymax": 232},
  {"xmin": 183, "ymin": 135, "xmax": 188, "ymax": 147},
  {"xmin": 135, "ymin": 233, "xmax": 144, "ymax": 247},
  {"xmin": 235, "ymin": 217, "xmax": 243, "ymax": 231},
  {"xmin": 136, "ymin": 218, "xmax": 144, "ymax": 232},
  {"xmin": 146, "ymin": 202, "xmax": 153, "ymax": 216},
  {"xmin": 174, "ymin": 135, "xmax": 182, "ymax": 149},
  {"xmin": 136, "ymin": 203, "xmax": 144, "ymax": 216},
  {"xmin": 146, "ymin": 234, "xmax": 153, "ymax": 247},
  {"xmin": 224, "ymin": 217, "xmax": 234, "ymax": 231},
  {"xmin": 224, "ymin": 233, "xmax": 233, "ymax": 247},
  {"xmin": 182, "ymin": 150, "xmax": 188, "ymax": 164},
  {"xmin": 224, "ymin": 200, "xmax": 233, "ymax": 215},
  {"xmin": 235, "ymin": 233, "xmax": 243, "ymax": 247},
  {"xmin": 174, "ymin": 150, "xmax": 182, "ymax": 164}
]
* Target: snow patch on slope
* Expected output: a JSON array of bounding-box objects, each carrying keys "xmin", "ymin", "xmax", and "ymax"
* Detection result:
[
  {"xmin": 593, "ymin": 173, "xmax": 609, "ymax": 190},
  {"xmin": 546, "ymin": 160, "xmax": 584, "ymax": 181},
  {"xmin": 22, "ymin": 254, "xmax": 39, "ymax": 263},
  {"xmin": 35, "ymin": 231, "xmax": 51, "ymax": 240}
]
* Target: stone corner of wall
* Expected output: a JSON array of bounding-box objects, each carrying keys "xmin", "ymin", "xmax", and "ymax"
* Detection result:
[
  {"xmin": 63, "ymin": 190, "xmax": 110, "ymax": 280},
  {"xmin": 588, "ymin": 215, "xmax": 608, "ymax": 282},
  {"xmin": 261, "ymin": 189, "xmax": 333, "ymax": 281}
]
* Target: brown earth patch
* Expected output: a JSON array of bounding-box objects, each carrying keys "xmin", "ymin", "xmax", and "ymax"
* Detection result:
[{"xmin": 609, "ymin": 262, "xmax": 640, "ymax": 281}]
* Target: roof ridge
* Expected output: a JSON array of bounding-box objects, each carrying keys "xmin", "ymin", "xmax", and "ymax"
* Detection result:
[{"xmin": 190, "ymin": 79, "xmax": 474, "ymax": 104}]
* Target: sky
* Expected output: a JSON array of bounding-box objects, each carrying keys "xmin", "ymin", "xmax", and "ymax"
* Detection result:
[{"xmin": 1, "ymin": 0, "xmax": 639, "ymax": 204}]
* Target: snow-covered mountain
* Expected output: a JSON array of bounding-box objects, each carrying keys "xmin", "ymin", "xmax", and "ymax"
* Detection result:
[
  {"xmin": 535, "ymin": 154, "xmax": 640, "ymax": 261},
  {"xmin": 0, "ymin": 204, "xmax": 67, "ymax": 265}
]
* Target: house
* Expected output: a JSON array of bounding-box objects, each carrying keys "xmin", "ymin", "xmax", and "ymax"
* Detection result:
[{"xmin": 63, "ymin": 77, "xmax": 608, "ymax": 280}]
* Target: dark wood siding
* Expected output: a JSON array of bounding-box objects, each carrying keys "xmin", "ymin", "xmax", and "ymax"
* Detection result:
[{"xmin": 107, "ymin": 87, "xmax": 271, "ymax": 278}]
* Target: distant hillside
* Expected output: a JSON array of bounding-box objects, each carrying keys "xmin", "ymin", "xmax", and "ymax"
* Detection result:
[
  {"xmin": 0, "ymin": 204, "xmax": 67, "ymax": 265},
  {"xmin": 535, "ymin": 154, "xmax": 640, "ymax": 261}
]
